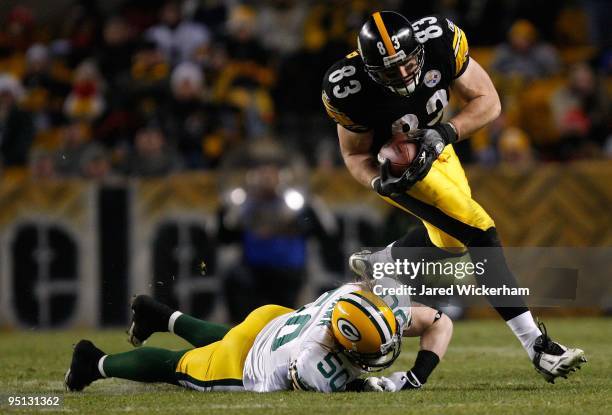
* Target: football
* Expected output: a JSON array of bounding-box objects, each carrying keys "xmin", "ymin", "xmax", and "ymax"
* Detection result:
[{"xmin": 377, "ymin": 133, "xmax": 419, "ymax": 176}]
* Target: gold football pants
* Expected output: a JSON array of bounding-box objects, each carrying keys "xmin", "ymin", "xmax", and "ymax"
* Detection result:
[
  {"xmin": 175, "ymin": 304, "xmax": 293, "ymax": 391},
  {"xmin": 381, "ymin": 145, "xmax": 495, "ymax": 252}
]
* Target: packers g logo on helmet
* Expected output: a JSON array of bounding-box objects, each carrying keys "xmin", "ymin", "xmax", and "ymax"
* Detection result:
[
  {"xmin": 337, "ymin": 318, "xmax": 361, "ymax": 342},
  {"xmin": 331, "ymin": 290, "xmax": 401, "ymax": 371}
]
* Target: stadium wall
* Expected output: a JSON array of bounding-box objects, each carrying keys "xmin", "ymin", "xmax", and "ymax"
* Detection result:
[{"xmin": 0, "ymin": 160, "xmax": 611, "ymax": 328}]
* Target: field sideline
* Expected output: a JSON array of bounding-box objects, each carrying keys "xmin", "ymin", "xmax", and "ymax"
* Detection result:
[{"xmin": 1, "ymin": 318, "xmax": 610, "ymax": 414}]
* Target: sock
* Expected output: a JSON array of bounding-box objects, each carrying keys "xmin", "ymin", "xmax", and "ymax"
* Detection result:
[
  {"xmin": 410, "ymin": 350, "xmax": 440, "ymax": 385},
  {"xmin": 506, "ymin": 311, "xmax": 542, "ymax": 360},
  {"xmin": 170, "ymin": 312, "xmax": 231, "ymax": 348},
  {"xmin": 100, "ymin": 347, "xmax": 189, "ymax": 384}
]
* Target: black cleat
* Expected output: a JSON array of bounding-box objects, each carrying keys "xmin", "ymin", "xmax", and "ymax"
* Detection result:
[
  {"xmin": 127, "ymin": 295, "xmax": 174, "ymax": 346},
  {"xmin": 65, "ymin": 340, "xmax": 105, "ymax": 392}
]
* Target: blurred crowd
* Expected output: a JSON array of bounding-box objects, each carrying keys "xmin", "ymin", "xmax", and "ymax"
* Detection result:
[{"xmin": 0, "ymin": 0, "xmax": 610, "ymax": 181}]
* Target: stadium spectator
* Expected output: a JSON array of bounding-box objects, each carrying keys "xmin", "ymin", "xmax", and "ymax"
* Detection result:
[
  {"xmin": 257, "ymin": 0, "xmax": 308, "ymax": 57},
  {"xmin": 491, "ymin": 19, "xmax": 561, "ymax": 81},
  {"xmin": 79, "ymin": 143, "xmax": 113, "ymax": 180},
  {"xmin": 124, "ymin": 125, "xmax": 182, "ymax": 177},
  {"xmin": 550, "ymin": 62, "xmax": 610, "ymax": 159},
  {"xmin": 161, "ymin": 61, "xmax": 242, "ymax": 169},
  {"xmin": 145, "ymin": 0, "xmax": 210, "ymax": 65},
  {"xmin": 0, "ymin": 5, "xmax": 35, "ymax": 58},
  {"xmin": 29, "ymin": 148, "xmax": 57, "ymax": 179},
  {"xmin": 96, "ymin": 17, "xmax": 135, "ymax": 87},
  {"xmin": 0, "ymin": 74, "xmax": 34, "ymax": 167},
  {"xmin": 218, "ymin": 145, "xmax": 341, "ymax": 322},
  {"xmin": 55, "ymin": 120, "xmax": 93, "ymax": 176},
  {"xmin": 161, "ymin": 61, "xmax": 210, "ymax": 167},
  {"xmin": 213, "ymin": 5, "xmax": 275, "ymax": 139},
  {"xmin": 497, "ymin": 127, "xmax": 535, "ymax": 170},
  {"xmin": 22, "ymin": 44, "xmax": 71, "ymax": 133},
  {"xmin": 127, "ymin": 40, "xmax": 170, "ymax": 118},
  {"xmin": 63, "ymin": 60, "xmax": 105, "ymax": 121}
]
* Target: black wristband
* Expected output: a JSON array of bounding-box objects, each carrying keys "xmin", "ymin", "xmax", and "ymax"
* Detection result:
[
  {"xmin": 410, "ymin": 350, "xmax": 440, "ymax": 385},
  {"xmin": 432, "ymin": 122, "xmax": 458, "ymax": 145}
]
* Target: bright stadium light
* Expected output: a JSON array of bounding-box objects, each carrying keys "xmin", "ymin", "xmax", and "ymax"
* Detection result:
[
  {"xmin": 229, "ymin": 187, "xmax": 247, "ymax": 205},
  {"xmin": 284, "ymin": 189, "xmax": 304, "ymax": 210}
]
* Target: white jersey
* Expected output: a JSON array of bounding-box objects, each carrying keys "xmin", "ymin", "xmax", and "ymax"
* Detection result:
[{"xmin": 242, "ymin": 277, "xmax": 411, "ymax": 392}]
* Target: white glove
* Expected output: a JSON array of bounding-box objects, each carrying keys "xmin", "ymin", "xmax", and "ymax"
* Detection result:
[
  {"xmin": 388, "ymin": 371, "xmax": 423, "ymax": 390},
  {"xmin": 362, "ymin": 376, "xmax": 397, "ymax": 392}
]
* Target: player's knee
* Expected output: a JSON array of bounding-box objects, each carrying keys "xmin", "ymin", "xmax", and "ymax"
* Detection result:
[
  {"xmin": 438, "ymin": 312, "xmax": 453, "ymax": 336},
  {"xmin": 468, "ymin": 227, "xmax": 502, "ymax": 248}
]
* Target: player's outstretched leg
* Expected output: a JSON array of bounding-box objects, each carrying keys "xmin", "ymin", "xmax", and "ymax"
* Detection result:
[
  {"xmin": 349, "ymin": 226, "xmax": 588, "ymax": 384},
  {"xmin": 65, "ymin": 339, "xmax": 189, "ymax": 391},
  {"xmin": 128, "ymin": 295, "xmax": 230, "ymax": 347}
]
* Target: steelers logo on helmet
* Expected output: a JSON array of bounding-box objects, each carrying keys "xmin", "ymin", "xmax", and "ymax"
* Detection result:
[
  {"xmin": 331, "ymin": 290, "xmax": 402, "ymax": 371},
  {"xmin": 337, "ymin": 318, "xmax": 361, "ymax": 342}
]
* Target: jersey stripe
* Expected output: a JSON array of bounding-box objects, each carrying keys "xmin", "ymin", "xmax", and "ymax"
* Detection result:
[
  {"xmin": 321, "ymin": 91, "xmax": 369, "ymax": 132},
  {"xmin": 451, "ymin": 25, "xmax": 469, "ymax": 77},
  {"xmin": 372, "ymin": 12, "xmax": 396, "ymax": 55},
  {"xmin": 340, "ymin": 297, "xmax": 386, "ymax": 345},
  {"xmin": 343, "ymin": 293, "xmax": 392, "ymax": 343}
]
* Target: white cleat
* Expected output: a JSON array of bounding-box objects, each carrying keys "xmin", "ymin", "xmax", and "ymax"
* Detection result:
[
  {"xmin": 348, "ymin": 249, "xmax": 374, "ymax": 279},
  {"xmin": 532, "ymin": 321, "xmax": 587, "ymax": 383}
]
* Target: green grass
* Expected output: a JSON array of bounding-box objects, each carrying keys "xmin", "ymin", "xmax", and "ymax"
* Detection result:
[{"xmin": 1, "ymin": 318, "xmax": 610, "ymax": 414}]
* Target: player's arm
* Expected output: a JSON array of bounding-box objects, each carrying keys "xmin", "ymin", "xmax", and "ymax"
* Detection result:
[
  {"xmin": 404, "ymin": 305, "xmax": 453, "ymax": 358},
  {"xmin": 387, "ymin": 305, "xmax": 453, "ymax": 390},
  {"xmin": 290, "ymin": 345, "xmax": 397, "ymax": 393},
  {"xmin": 406, "ymin": 20, "xmax": 501, "ymax": 185},
  {"xmin": 339, "ymin": 126, "xmax": 413, "ymax": 197},
  {"xmin": 337, "ymin": 125, "xmax": 378, "ymax": 188},
  {"xmin": 449, "ymin": 58, "xmax": 501, "ymax": 141}
]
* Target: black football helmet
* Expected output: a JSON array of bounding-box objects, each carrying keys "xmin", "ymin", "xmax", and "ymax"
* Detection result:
[{"xmin": 358, "ymin": 11, "xmax": 424, "ymax": 96}]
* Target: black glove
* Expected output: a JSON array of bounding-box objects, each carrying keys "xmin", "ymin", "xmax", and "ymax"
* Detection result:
[
  {"xmin": 371, "ymin": 159, "xmax": 412, "ymax": 196},
  {"xmin": 372, "ymin": 123, "xmax": 458, "ymax": 196},
  {"xmin": 405, "ymin": 122, "xmax": 458, "ymax": 183}
]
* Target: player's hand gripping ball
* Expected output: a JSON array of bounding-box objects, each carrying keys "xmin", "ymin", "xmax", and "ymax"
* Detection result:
[{"xmin": 377, "ymin": 133, "xmax": 419, "ymax": 176}]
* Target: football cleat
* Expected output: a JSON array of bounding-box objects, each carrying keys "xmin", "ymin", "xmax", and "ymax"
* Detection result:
[
  {"xmin": 532, "ymin": 321, "xmax": 587, "ymax": 383},
  {"xmin": 65, "ymin": 340, "xmax": 105, "ymax": 392},
  {"xmin": 348, "ymin": 249, "xmax": 374, "ymax": 280},
  {"xmin": 127, "ymin": 295, "xmax": 174, "ymax": 347}
]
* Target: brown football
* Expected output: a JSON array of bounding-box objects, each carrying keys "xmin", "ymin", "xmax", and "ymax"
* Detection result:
[{"xmin": 377, "ymin": 134, "xmax": 418, "ymax": 176}]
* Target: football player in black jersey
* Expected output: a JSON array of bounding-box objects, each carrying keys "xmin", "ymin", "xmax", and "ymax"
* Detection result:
[{"xmin": 322, "ymin": 11, "xmax": 586, "ymax": 387}]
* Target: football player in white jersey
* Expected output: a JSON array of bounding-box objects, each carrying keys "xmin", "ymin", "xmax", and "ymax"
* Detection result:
[{"xmin": 65, "ymin": 277, "xmax": 452, "ymax": 393}]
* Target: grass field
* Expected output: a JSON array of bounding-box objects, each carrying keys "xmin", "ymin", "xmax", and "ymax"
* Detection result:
[{"xmin": 1, "ymin": 318, "xmax": 610, "ymax": 414}]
